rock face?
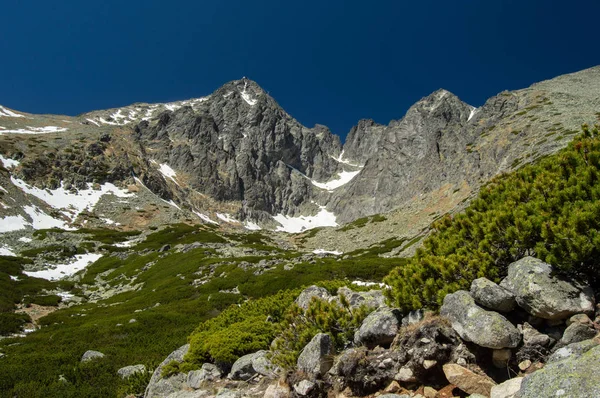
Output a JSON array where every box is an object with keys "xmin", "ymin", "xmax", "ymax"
[
  {"xmin": 518, "ymin": 345, "xmax": 600, "ymax": 397},
  {"xmin": 470, "ymin": 278, "xmax": 516, "ymax": 312},
  {"xmin": 297, "ymin": 333, "xmax": 334, "ymax": 377},
  {"xmin": 354, "ymin": 307, "xmax": 402, "ymax": 348},
  {"xmin": 145, "ymin": 344, "xmax": 190, "ymax": 398},
  {"xmin": 500, "ymin": 257, "xmax": 595, "ymax": 320},
  {"xmin": 440, "ymin": 291, "xmax": 521, "ymax": 349},
  {"xmin": 81, "ymin": 350, "xmax": 105, "ymax": 362}
]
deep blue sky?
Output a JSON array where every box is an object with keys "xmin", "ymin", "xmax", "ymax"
[{"xmin": 1, "ymin": 1, "xmax": 599, "ymax": 140}]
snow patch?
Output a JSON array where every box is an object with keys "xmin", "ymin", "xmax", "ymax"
[
  {"xmin": 240, "ymin": 82, "xmax": 257, "ymax": 106},
  {"xmin": 0, "ymin": 214, "xmax": 28, "ymax": 233},
  {"xmin": 332, "ymin": 150, "xmax": 363, "ymax": 167},
  {"xmin": 311, "ymin": 170, "xmax": 361, "ymax": 191},
  {"xmin": 352, "ymin": 281, "xmax": 387, "ymax": 288},
  {"xmin": 216, "ymin": 213, "xmax": 240, "ymax": 224},
  {"xmin": 193, "ymin": 211, "xmax": 219, "ymax": 225},
  {"xmin": 23, "ymin": 253, "xmax": 103, "ymax": 281},
  {"xmin": 313, "ymin": 249, "xmax": 342, "ymax": 255},
  {"xmin": 10, "ymin": 275, "xmax": 18, "ymax": 281},
  {"xmin": 86, "ymin": 118, "xmax": 100, "ymax": 126},
  {"xmin": 18, "ymin": 237, "xmax": 32, "ymax": 243},
  {"xmin": 244, "ymin": 221, "xmax": 261, "ymax": 231},
  {"xmin": 0, "ymin": 106, "xmax": 24, "ymax": 118},
  {"xmin": 11, "ymin": 177, "xmax": 133, "ymax": 221},
  {"xmin": 23, "ymin": 205, "xmax": 70, "ymax": 230},
  {"xmin": 0, "ymin": 245, "xmax": 16, "ymax": 256},
  {"xmin": 467, "ymin": 107, "xmax": 478, "ymax": 122},
  {"xmin": 0, "ymin": 154, "xmax": 19, "ymax": 169},
  {"xmin": 0, "ymin": 126, "xmax": 68, "ymax": 135},
  {"xmin": 157, "ymin": 163, "xmax": 179, "ymax": 185},
  {"xmin": 273, "ymin": 206, "xmax": 338, "ymax": 233}
]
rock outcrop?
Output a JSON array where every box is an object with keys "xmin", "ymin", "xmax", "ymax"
[
  {"xmin": 500, "ymin": 257, "xmax": 595, "ymax": 320},
  {"xmin": 354, "ymin": 307, "xmax": 402, "ymax": 348}
]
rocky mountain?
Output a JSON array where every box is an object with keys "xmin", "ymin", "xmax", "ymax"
[{"xmin": 1, "ymin": 67, "xmax": 599, "ymax": 238}]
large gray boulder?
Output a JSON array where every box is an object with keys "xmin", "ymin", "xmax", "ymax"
[
  {"xmin": 296, "ymin": 286, "xmax": 331, "ymax": 311},
  {"xmin": 145, "ymin": 344, "xmax": 190, "ymax": 398},
  {"xmin": 228, "ymin": 350, "xmax": 274, "ymax": 381},
  {"xmin": 187, "ymin": 363, "xmax": 222, "ymax": 389},
  {"xmin": 518, "ymin": 345, "xmax": 600, "ymax": 397},
  {"xmin": 336, "ymin": 287, "xmax": 386, "ymax": 310},
  {"xmin": 81, "ymin": 350, "xmax": 105, "ymax": 362},
  {"xmin": 559, "ymin": 321, "xmax": 598, "ymax": 346},
  {"xmin": 470, "ymin": 277, "xmax": 516, "ymax": 312},
  {"xmin": 547, "ymin": 338, "xmax": 600, "ymax": 364},
  {"xmin": 440, "ymin": 290, "xmax": 521, "ymax": 349},
  {"xmin": 500, "ymin": 257, "xmax": 595, "ymax": 320},
  {"xmin": 354, "ymin": 307, "xmax": 402, "ymax": 348},
  {"xmin": 118, "ymin": 364, "xmax": 146, "ymax": 379},
  {"xmin": 297, "ymin": 333, "xmax": 334, "ymax": 376}
]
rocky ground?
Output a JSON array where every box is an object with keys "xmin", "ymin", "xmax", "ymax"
[{"xmin": 121, "ymin": 257, "xmax": 600, "ymax": 398}]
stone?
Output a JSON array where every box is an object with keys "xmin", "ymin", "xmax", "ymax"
[
  {"xmin": 567, "ymin": 313, "xmax": 593, "ymax": 326},
  {"xmin": 296, "ymin": 286, "xmax": 331, "ymax": 310},
  {"xmin": 401, "ymin": 309, "xmax": 425, "ymax": 327},
  {"xmin": 166, "ymin": 391, "xmax": 210, "ymax": 398},
  {"xmin": 81, "ymin": 350, "xmax": 105, "ymax": 362},
  {"xmin": 440, "ymin": 290, "xmax": 521, "ymax": 349},
  {"xmin": 470, "ymin": 277, "xmax": 516, "ymax": 312},
  {"xmin": 520, "ymin": 322, "xmax": 552, "ymax": 347},
  {"xmin": 547, "ymin": 337, "xmax": 600, "ymax": 364},
  {"xmin": 297, "ymin": 333, "xmax": 334, "ymax": 376},
  {"xmin": 336, "ymin": 287, "xmax": 386, "ymax": 310},
  {"xmin": 118, "ymin": 364, "xmax": 146, "ymax": 379},
  {"xmin": 519, "ymin": 345, "xmax": 600, "ymax": 397},
  {"xmin": 442, "ymin": 364, "xmax": 496, "ymax": 396},
  {"xmin": 518, "ymin": 360, "xmax": 532, "ymax": 371},
  {"xmin": 492, "ymin": 349, "xmax": 511, "ymax": 368},
  {"xmin": 395, "ymin": 367, "xmax": 416, "ymax": 383},
  {"xmin": 354, "ymin": 307, "xmax": 402, "ymax": 348},
  {"xmin": 145, "ymin": 344, "xmax": 190, "ymax": 398},
  {"xmin": 187, "ymin": 363, "xmax": 222, "ymax": 388},
  {"xmin": 559, "ymin": 322, "xmax": 597, "ymax": 346},
  {"xmin": 383, "ymin": 380, "xmax": 401, "ymax": 393},
  {"xmin": 263, "ymin": 381, "xmax": 290, "ymax": 398},
  {"xmin": 423, "ymin": 386, "xmax": 437, "ymax": 398},
  {"xmin": 499, "ymin": 257, "xmax": 595, "ymax": 320},
  {"xmin": 293, "ymin": 380, "xmax": 315, "ymax": 396},
  {"xmin": 490, "ymin": 377, "xmax": 523, "ymax": 398},
  {"xmin": 422, "ymin": 359, "xmax": 437, "ymax": 370},
  {"xmin": 215, "ymin": 389, "xmax": 241, "ymax": 398},
  {"xmin": 228, "ymin": 350, "xmax": 273, "ymax": 381}
]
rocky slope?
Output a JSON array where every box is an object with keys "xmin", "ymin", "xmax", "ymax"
[{"xmin": 1, "ymin": 67, "xmax": 599, "ymax": 240}]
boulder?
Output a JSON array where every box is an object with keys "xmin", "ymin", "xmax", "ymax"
[
  {"xmin": 519, "ymin": 322, "xmax": 552, "ymax": 347},
  {"xmin": 118, "ymin": 364, "xmax": 146, "ymax": 379},
  {"xmin": 297, "ymin": 333, "xmax": 334, "ymax": 376},
  {"xmin": 228, "ymin": 350, "xmax": 274, "ymax": 381},
  {"xmin": 145, "ymin": 344, "xmax": 190, "ymax": 398},
  {"xmin": 354, "ymin": 307, "xmax": 402, "ymax": 348},
  {"xmin": 499, "ymin": 257, "xmax": 595, "ymax": 320},
  {"xmin": 547, "ymin": 337, "xmax": 600, "ymax": 364},
  {"xmin": 187, "ymin": 363, "xmax": 222, "ymax": 388},
  {"xmin": 81, "ymin": 350, "xmax": 105, "ymax": 362},
  {"xmin": 519, "ymin": 345, "xmax": 600, "ymax": 397},
  {"xmin": 490, "ymin": 377, "xmax": 522, "ymax": 398},
  {"xmin": 336, "ymin": 287, "xmax": 385, "ymax": 310},
  {"xmin": 559, "ymin": 322, "xmax": 597, "ymax": 346},
  {"xmin": 293, "ymin": 380, "xmax": 315, "ymax": 396},
  {"xmin": 401, "ymin": 309, "xmax": 424, "ymax": 327},
  {"xmin": 442, "ymin": 364, "xmax": 496, "ymax": 396},
  {"xmin": 470, "ymin": 277, "xmax": 516, "ymax": 312},
  {"xmin": 296, "ymin": 286, "xmax": 331, "ymax": 310},
  {"xmin": 440, "ymin": 290, "xmax": 521, "ymax": 349},
  {"xmin": 263, "ymin": 381, "xmax": 291, "ymax": 398},
  {"xmin": 567, "ymin": 313, "xmax": 593, "ymax": 326}
]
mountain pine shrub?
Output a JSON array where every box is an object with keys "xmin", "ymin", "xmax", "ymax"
[{"xmin": 384, "ymin": 125, "xmax": 600, "ymax": 312}]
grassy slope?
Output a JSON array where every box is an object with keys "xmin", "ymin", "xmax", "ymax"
[{"xmin": 0, "ymin": 224, "xmax": 406, "ymax": 397}]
